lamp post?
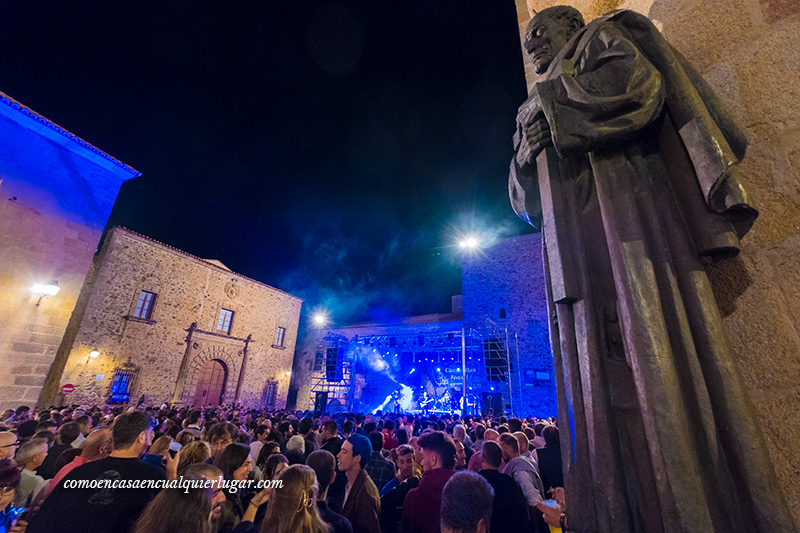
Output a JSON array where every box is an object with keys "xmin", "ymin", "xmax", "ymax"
[{"xmin": 457, "ymin": 234, "xmax": 481, "ymax": 416}]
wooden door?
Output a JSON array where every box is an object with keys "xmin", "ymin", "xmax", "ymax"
[{"xmin": 194, "ymin": 359, "xmax": 227, "ymax": 408}]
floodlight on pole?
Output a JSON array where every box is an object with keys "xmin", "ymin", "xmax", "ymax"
[
  {"xmin": 458, "ymin": 236, "xmax": 480, "ymax": 250},
  {"xmin": 312, "ymin": 312, "xmax": 329, "ymax": 328}
]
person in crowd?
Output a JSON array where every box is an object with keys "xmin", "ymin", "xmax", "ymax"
[
  {"xmin": 0, "ymin": 434, "xmax": 17, "ymax": 463},
  {"xmin": 535, "ymin": 426, "xmax": 563, "ymax": 495},
  {"xmin": 342, "ymin": 420, "xmax": 354, "ymax": 439},
  {"xmin": 41, "ymin": 429, "xmax": 112, "ymax": 499},
  {"xmin": 46, "ymin": 447, "xmax": 79, "ymax": 484},
  {"xmin": 365, "ymin": 432, "xmax": 395, "ymax": 494},
  {"xmin": 395, "ymin": 428, "xmax": 409, "ymax": 447},
  {"xmin": 382, "ymin": 421, "xmax": 398, "ymax": 450},
  {"xmin": 257, "ymin": 464, "xmax": 330, "ymax": 533},
  {"xmin": 471, "ymin": 425, "xmax": 486, "ymax": 454},
  {"xmin": 3, "ymin": 407, "xmax": 30, "ymax": 427},
  {"xmin": 35, "ymin": 422, "xmax": 80, "ymax": 479},
  {"xmin": 453, "ymin": 440, "xmax": 467, "ymax": 471},
  {"xmin": 148, "ymin": 435, "xmax": 173, "ymax": 457},
  {"xmin": 72, "ymin": 415, "xmax": 92, "ymax": 447},
  {"xmin": 177, "ymin": 441, "xmax": 212, "ymax": 476},
  {"xmin": 0, "ymin": 459, "xmax": 25, "ymax": 533},
  {"xmin": 380, "ymin": 445, "xmax": 420, "ymax": 533},
  {"xmin": 250, "ymin": 425, "xmax": 269, "ymax": 462},
  {"xmin": 215, "ymin": 443, "xmax": 259, "ymax": 533},
  {"xmin": 320, "ymin": 421, "xmax": 342, "ymax": 457},
  {"xmin": 298, "ymin": 418, "xmax": 317, "ymax": 458},
  {"xmin": 439, "ymin": 471, "xmax": 494, "ymax": 533},
  {"xmin": 498, "ymin": 433, "xmax": 545, "ymax": 525},
  {"xmin": 401, "ymin": 431, "xmax": 456, "ymax": 533},
  {"xmin": 175, "ymin": 429, "xmax": 196, "ymax": 447},
  {"xmin": 184, "ymin": 411, "xmax": 204, "ymax": 438},
  {"xmin": 286, "ymin": 435, "xmax": 308, "ymax": 464},
  {"xmin": 13, "ymin": 440, "xmax": 48, "ymax": 507},
  {"xmin": 306, "ymin": 450, "xmax": 353, "ymax": 533},
  {"xmin": 131, "ymin": 463, "xmax": 225, "ymax": 533},
  {"xmin": 263, "ymin": 454, "xmax": 288, "ymax": 482},
  {"xmin": 514, "ymin": 432, "xmax": 537, "ymax": 471},
  {"xmin": 28, "ymin": 411, "xmax": 178, "ymax": 533},
  {"xmin": 478, "ymin": 441, "xmax": 532, "ymax": 533},
  {"xmin": 452, "ymin": 425, "xmax": 472, "ymax": 454},
  {"xmin": 32, "ymin": 422, "xmax": 55, "ymax": 436},
  {"xmin": 508, "ymin": 418, "xmax": 523, "ymax": 434},
  {"xmin": 468, "ymin": 429, "xmax": 499, "ymax": 473},
  {"xmin": 255, "ymin": 442, "xmax": 280, "ymax": 472},
  {"xmin": 531, "ymin": 424, "xmax": 546, "ymax": 449},
  {"xmin": 337, "ymin": 434, "xmax": 380, "ymax": 533},
  {"xmin": 207, "ymin": 422, "xmax": 238, "ymax": 459}
]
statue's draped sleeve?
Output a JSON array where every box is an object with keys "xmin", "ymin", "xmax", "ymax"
[{"xmin": 533, "ymin": 23, "xmax": 665, "ymax": 159}]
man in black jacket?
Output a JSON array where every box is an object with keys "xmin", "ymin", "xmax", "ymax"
[
  {"xmin": 307, "ymin": 450, "xmax": 353, "ymax": 533},
  {"xmin": 478, "ymin": 441, "xmax": 533, "ymax": 533}
]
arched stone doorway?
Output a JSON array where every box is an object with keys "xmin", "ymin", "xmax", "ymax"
[{"xmin": 193, "ymin": 358, "xmax": 228, "ymax": 408}]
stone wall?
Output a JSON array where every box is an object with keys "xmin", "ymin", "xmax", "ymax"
[
  {"xmin": 40, "ymin": 227, "xmax": 301, "ymax": 409},
  {"xmin": 514, "ymin": 0, "xmax": 800, "ymax": 520},
  {"xmin": 0, "ymin": 92, "xmax": 138, "ymax": 410},
  {"xmin": 462, "ymin": 233, "xmax": 555, "ymax": 416}
]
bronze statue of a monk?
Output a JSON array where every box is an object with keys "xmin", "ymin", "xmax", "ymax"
[{"xmin": 509, "ymin": 6, "xmax": 797, "ymax": 532}]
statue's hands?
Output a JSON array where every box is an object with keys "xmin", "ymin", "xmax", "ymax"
[{"xmin": 516, "ymin": 113, "xmax": 552, "ymax": 167}]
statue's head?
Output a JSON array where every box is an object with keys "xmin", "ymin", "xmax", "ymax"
[{"xmin": 524, "ymin": 6, "xmax": 585, "ymax": 74}]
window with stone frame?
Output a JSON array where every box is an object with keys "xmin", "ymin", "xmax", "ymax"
[
  {"xmin": 133, "ymin": 290, "xmax": 157, "ymax": 319},
  {"xmin": 261, "ymin": 380, "xmax": 278, "ymax": 408},
  {"xmin": 275, "ymin": 326, "xmax": 286, "ymax": 347},
  {"xmin": 216, "ymin": 308, "xmax": 234, "ymax": 334}
]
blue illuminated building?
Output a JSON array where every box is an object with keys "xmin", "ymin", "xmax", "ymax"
[{"xmin": 0, "ymin": 91, "xmax": 140, "ymax": 409}]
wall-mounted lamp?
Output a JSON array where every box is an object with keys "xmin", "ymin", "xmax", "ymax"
[
  {"xmin": 284, "ymin": 371, "xmax": 291, "ymax": 377},
  {"xmin": 89, "ymin": 350, "xmax": 100, "ymax": 359},
  {"xmin": 31, "ymin": 281, "xmax": 60, "ymax": 306}
]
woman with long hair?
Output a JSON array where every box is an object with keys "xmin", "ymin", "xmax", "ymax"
[
  {"xmin": 255, "ymin": 442, "xmax": 280, "ymax": 472},
  {"xmin": 177, "ymin": 441, "xmax": 212, "ymax": 476},
  {"xmin": 259, "ymin": 465, "xmax": 331, "ymax": 533},
  {"xmin": 262, "ymin": 453, "xmax": 288, "ymax": 481},
  {"xmin": 149, "ymin": 435, "xmax": 173, "ymax": 457},
  {"xmin": 131, "ymin": 463, "xmax": 224, "ymax": 533},
  {"xmin": 215, "ymin": 443, "xmax": 254, "ymax": 533}
]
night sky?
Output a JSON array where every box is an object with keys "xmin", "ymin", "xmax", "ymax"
[{"xmin": 0, "ymin": 1, "xmax": 533, "ymax": 324}]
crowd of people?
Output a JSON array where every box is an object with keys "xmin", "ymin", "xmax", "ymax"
[{"xmin": 0, "ymin": 403, "xmax": 566, "ymax": 533}]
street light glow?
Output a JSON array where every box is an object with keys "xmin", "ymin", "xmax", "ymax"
[
  {"xmin": 313, "ymin": 312, "xmax": 329, "ymax": 327},
  {"xmin": 459, "ymin": 236, "xmax": 480, "ymax": 250}
]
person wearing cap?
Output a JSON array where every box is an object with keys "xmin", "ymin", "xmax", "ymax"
[{"xmin": 337, "ymin": 433, "xmax": 380, "ymax": 533}]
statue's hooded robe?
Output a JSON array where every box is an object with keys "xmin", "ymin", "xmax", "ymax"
[{"xmin": 509, "ymin": 10, "xmax": 795, "ymax": 533}]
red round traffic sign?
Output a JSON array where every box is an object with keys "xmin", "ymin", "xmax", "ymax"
[{"xmin": 62, "ymin": 384, "xmax": 74, "ymax": 394}]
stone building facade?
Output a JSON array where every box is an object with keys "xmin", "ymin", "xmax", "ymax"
[
  {"xmin": 295, "ymin": 233, "xmax": 555, "ymax": 416},
  {"xmin": 0, "ymin": 91, "xmax": 139, "ymax": 410},
  {"xmin": 462, "ymin": 233, "xmax": 554, "ymax": 416},
  {"xmin": 40, "ymin": 227, "xmax": 302, "ymax": 410},
  {"xmin": 513, "ymin": 0, "xmax": 800, "ymax": 520}
]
